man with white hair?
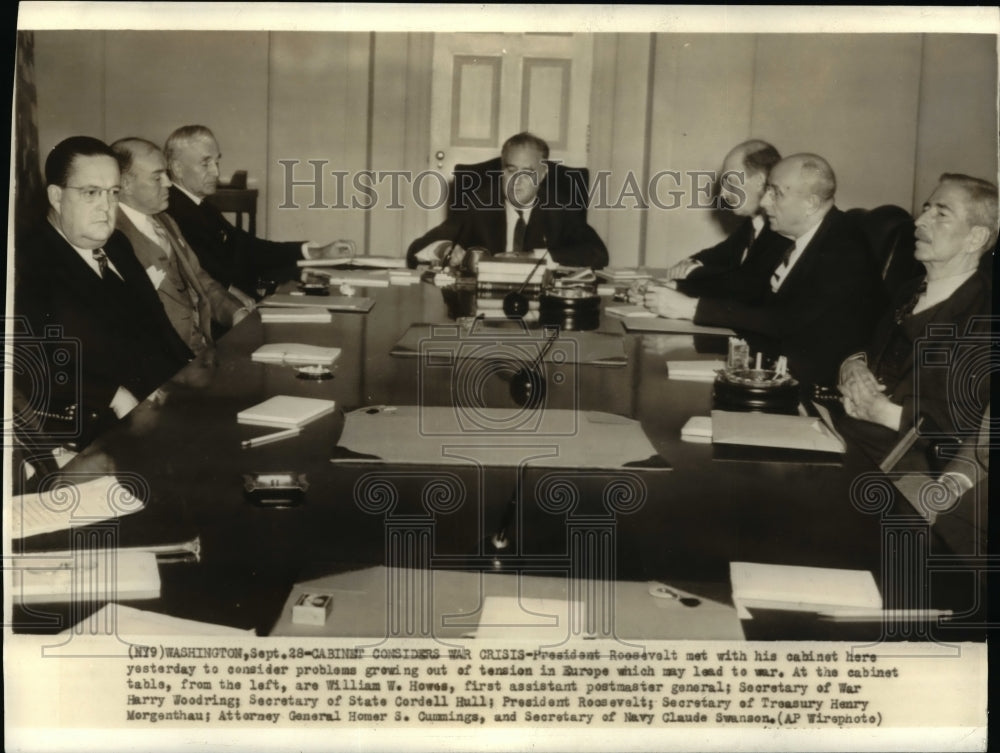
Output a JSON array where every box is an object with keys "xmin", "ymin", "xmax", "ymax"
[
  {"xmin": 164, "ymin": 124, "xmax": 352, "ymax": 298},
  {"xmin": 837, "ymin": 173, "xmax": 995, "ymax": 472}
]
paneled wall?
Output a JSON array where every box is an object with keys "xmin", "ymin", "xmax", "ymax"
[
  {"xmin": 31, "ymin": 31, "xmax": 998, "ymax": 266},
  {"xmin": 587, "ymin": 32, "xmax": 997, "ymax": 267}
]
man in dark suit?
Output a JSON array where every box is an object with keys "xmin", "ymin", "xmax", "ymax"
[
  {"xmin": 164, "ymin": 125, "xmax": 352, "ymax": 299},
  {"xmin": 15, "ymin": 136, "xmax": 193, "ymax": 449},
  {"xmin": 665, "ymin": 139, "xmax": 790, "ymax": 301},
  {"xmin": 406, "ymin": 132, "xmax": 608, "ymax": 269},
  {"xmin": 837, "ymin": 173, "xmax": 995, "ymax": 473},
  {"xmin": 643, "ymin": 153, "xmax": 884, "ymax": 386},
  {"xmin": 112, "ymin": 138, "xmax": 248, "ymax": 355}
]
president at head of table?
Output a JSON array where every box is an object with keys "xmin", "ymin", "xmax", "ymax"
[{"xmin": 406, "ymin": 131, "xmax": 609, "ymax": 271}]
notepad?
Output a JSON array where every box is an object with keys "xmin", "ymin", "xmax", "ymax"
[
  {"xmin": 711, "ymin": 408, "xmax": 845, "ymax": 453},
  {"xmin": 474, "ymin": 596, "xmax": 588, "ymax": 640},
  {"xmin": 260, "ymin": 306, "xmax": 332, "ymax": 323},
  {"xmin": 12, "ymin": 550, "xmax": 160, "ymax": 604},
  {"xmin": 668, "ymin": 359, "xmax": 725, "ymax": 381},
  {"xmin": 306, "ymin": 269, "xmax": 391, "ymax": 287},
  {"xmin": 680, "ymin": 416, "xmax": 713, "ymax": 443},
  {"xmin": 237, "ymin": 395, "xmax": 337, "ymax": 428},
  {"xmin": 251, "ymin": 343, "xmax": 342, "ymax": 367},
  {"xmin": 388, "ymin": 269, "xmax": 423, "ymax": 285},
  {"xmin": 596, "ymin": 268, "xmax": 653, "ymax": 283},
  {"xmin": 61, "ymin": 604, "xmax": 255, "ymax": 636},
  {"xmin": 10, "ymin": 475, "xmax": 145, "ymax": 539},
  {"xmin": 730, "ymin": 561, "xmax": 882, "ymax": 619},
  {"xmin": 261, "ymin": 294, "xmax": 375, "ymax": 313}
]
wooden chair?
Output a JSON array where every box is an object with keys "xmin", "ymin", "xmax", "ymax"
[{"xmin": 207, "ymin": 170, "xmax": 258, "ymax": 237}]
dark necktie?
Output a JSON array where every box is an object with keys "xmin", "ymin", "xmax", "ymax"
[
  {"xmin": 893, "ymin": 279, "xmax": 928, "ymax": 324},
  {"xmin": 200, "ymin": 200, "xmax": 230, "ymax": 243},
  {"xmin": 92, "ymin": 248, "xmax": 109, "ymax": 278},
  {"xmin": 770, "ymin": 240, "xmax": 796, "ymax": 291},
  {"xmin": 513, "ymin": 209, "xmax": 526, "ymax": 254}
]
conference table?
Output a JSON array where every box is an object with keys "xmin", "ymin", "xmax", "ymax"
[{"xmin": 13, "ymin": 274, "xmax": 983, "ymax": 641}]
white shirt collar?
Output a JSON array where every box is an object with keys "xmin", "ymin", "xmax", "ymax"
[
  {"xmin": 50, "ymin": 219, "xmax": 123, "ymax": 279},
  {"xmin": 174, "ymin": 183, "xmax": 203, "ymax": 206},
  {"xmin": 750, "ymin": 213, "xmax": 766, "ymax": 237},
  {"xmin": 769, "ymin": 213, "xmax": 825, "ymax": 292},
  {"xmin": 119, "ymin": 203, "xmax": 162, "ymax": 245}
]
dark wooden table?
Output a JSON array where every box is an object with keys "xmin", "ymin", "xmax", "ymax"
[{"xmin": 14, "ymin": 279, "xmax": 981, "ymax": 640}]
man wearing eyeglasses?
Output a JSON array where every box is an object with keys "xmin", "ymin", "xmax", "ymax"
[
  {"xmin": 641, "ymin": 154, "xmax": 884, "ymax": 386},
  {"xmin": 15, "ymin": 136, "xmax": 193, "ymax": 449},
  {"xmin": 661, "ymin": 139, "xmax": 791, "ymax": 301}
]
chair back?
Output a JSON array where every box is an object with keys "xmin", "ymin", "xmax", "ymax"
[
  {"xmin": 846, "ymin": 204, "xmax": 922, "ymax": 299},
  {"xmin": 207, "ymin": 171, "xmax": 258, "ymax": 236}
]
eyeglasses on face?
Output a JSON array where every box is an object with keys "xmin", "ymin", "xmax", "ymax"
[{"xmin": 63, "ymin": 185, "xmax": 122, "ymax": 203}]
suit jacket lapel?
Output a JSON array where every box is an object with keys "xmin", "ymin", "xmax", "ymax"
[
  {"xmin": 776, "ymin": 207, "xmax": 840, "ymax": 294},
  {"xmin": 41, "ymin": 222, "xmax": 120, "ymax": 313},
  {"xmin": 115, "ymin": 211, "xmax": 192, "ymax": 308}
]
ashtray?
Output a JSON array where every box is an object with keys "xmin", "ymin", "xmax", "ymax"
[
  {"xmin": 243, "ymin": 472, "xmax": 309, "ymax": 507},
  {"xmin": 295, "ymin": 364, "xmax": 334, "ymax": 380},
  {"xmin": 714, "ymin": 368, "xmax": 800, "ymax": 414}
]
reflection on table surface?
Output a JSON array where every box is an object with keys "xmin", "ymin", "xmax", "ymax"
[{"xmin": 13, "ymin": 279, "xmax": 982, "ymax": 641}]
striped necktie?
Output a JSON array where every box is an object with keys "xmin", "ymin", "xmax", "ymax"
[
  {"xmin": 150, "ymin": 217, "xmax": 173, "ymax": 256},
  {"xmin": 92, "ymin": 248, "xmax": 109, "ymax": 278}
]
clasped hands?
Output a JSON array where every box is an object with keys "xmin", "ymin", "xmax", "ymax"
[
  {"xmin": 306, "ymin": 239, "xmax": 357, "ymax": 259},
  {"xmin": 837, "ymin": 358, "xmax": 903, "ymax": 431}
]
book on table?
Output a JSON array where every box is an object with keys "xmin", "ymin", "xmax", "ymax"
[{"xmin": 237, "ymin": 395, "xmax": 337, "ymax": 429}]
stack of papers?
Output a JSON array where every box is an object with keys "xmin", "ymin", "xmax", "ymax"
[
  {"xmin": 298, "ymin": 255, "xmax": 407, "ymax": 269},
  {"xmin": 388, "ymin": 268, "xmax": 423, "ymax": 286},
  {"xmin": 238, "ymin": 395, "xmax": 337, "ymax": 429},
  {"xmin": 596, "ymin": 268, "xmax": 653, "ymax": 283},
  {"xmin": 62, "ymin": 604, "xmax": 255, "ymax": 636},
  {"xmin": 680, "ymin": 416, "xmax": 713, "ymax": 443},
  {"xmin": 261, "ymin": 294, "xmax": 375, "ymax": 313},
  {"xmin": 668, "ymin": 359, "xmax": 725, "ymax": 382},
  {"xmin": 10, "ymin": 475, "xmax": 144, "ymax": 539},
  {"xmin": 12, "ymin": 550, "xmax": 160, "ymax": 604},
  {"xmin": 251, "ymin": 343, "xmax": 342, "ymax": 367},
  {"xmin": 711, "ymin": 407, "xmax": 845, "ymax": 453},
  {"xmin": 260, "ymin": 306, "xmax": 332, "ymax": 323},
  {"xmin": 730, "ymin": 561, "xmax": 882, "ymax": 619},
  {"xmin": 306, "ymin": 269, "xmax": 391, "ymax": 288},
  {"xmin": 473, "ymin": 596, "xmax": 589, "ymax": 640},
  {"xmin": 477, "ymin": 257, "xmax": 547, "ymax": 285}
]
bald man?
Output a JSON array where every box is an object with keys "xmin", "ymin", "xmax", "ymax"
[
  {"xmin": 664, "ymin": 139, "xmax": 790, "ymax": 301},
  {"xmin": 644, "ymin": 153, "xmax": 884, "ymax": 386}
]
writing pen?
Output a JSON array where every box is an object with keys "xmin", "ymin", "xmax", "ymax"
[
  {"xmin": 241, "ymin": 427, "xmax": 301, "ymax": 449},
  {"xmin": 818, "ymin": 608, "xmax": 953, "ymax": 622}
]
